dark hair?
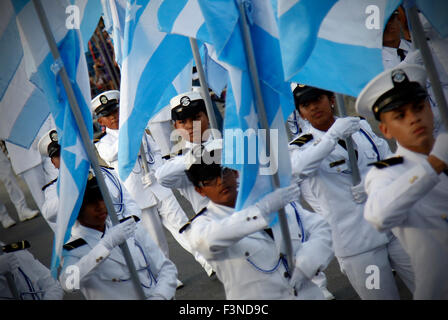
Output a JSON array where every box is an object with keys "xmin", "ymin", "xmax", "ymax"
[{"xmin": 186, "ymin": 163, "xmax": 222, "ymax": 187}]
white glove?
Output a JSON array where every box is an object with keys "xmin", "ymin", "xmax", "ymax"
[
  {"xmin": 141, "ymin": 172, "xmax": 154, "ymax": 188},
  {"xmin": 430, "ymin": 133, "xmax": 448, "ymax": 166},
  {"xmin": 351, "ymin": 182, "xmax": 367, "ymax": 204},
  {"xmin": 289, "ymin": 266, "xmax": 307, "ymax": 292},
  {"xmin": 326, "ymin": 117, "xmax": 360, "ymax": 142},
  {"xmin": 0, "ymin": 253, "xmax": 20, "ymax": 274},
  {"xmin": 184, "ymin": 144, "xmax": 203, "ymax": 170},
  {"xmin": 255, "ymin": 184, "xmax": 300, "ymax": 218},
  {"xmin": 100, "ymin": 218, "xmax": 137, "ymax": 251}
]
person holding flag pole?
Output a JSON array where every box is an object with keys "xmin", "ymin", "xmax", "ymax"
[{"xmin": 28, "ymin": 0, "xmax": 146, "ymax": 299}]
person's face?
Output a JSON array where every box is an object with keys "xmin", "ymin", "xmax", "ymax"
[
  {"xmin": 379, "ymin": 99, "xmax": 434, "ymax": 154},
  {"xmin": 298, "ymin": 94, "xmax": 335, "ymax": 131},
  {"xmin": 51, "ymin": 156, "xmax": 60, "ymax": 169},
  {"xmin": 98, "ymin": 109, "xmax": 119, "ymax": 130},
  {"xmin": 195, "ymin": 168, "xmax": 239, "ymax": 208},
  {"xmin": 78, "ymin": 198, "xmax": 108, "ymax": 232},
  {"xmin": 383, "ymin": 14, "xmax": 401, "ymax": 47},
  {"xmin": 174, "ymin": 111, "xmax": 209, "ymax": 143}
]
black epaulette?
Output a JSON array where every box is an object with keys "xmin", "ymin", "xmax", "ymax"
[
  {"xmin": 179, "ymin": 207, "xmax": 207, "ymax": 234},
  {"xmin": 368, "ymin": 156, "xmax": 404, "ymax": 169},
  {"xmin": 163, "ymin": 149, "xmax": 184, "ymax": 160},
  {"xmin": 42, "ymin": 178, "xmax": 58, "ymax": 191},
  {"xmin": 289, "ymin": 134, "xmax": 313, "ymax": 147},
  {"xmin": 93, "ymin": 131, "xmax": 107, "ymax": 143},
  {"xmin": 63, "ymin": 238, "xmax": 87, "ymax": 251},
  {"xmin": 100, "ymin": 165, "xmax": 115, "ymax": 170}
]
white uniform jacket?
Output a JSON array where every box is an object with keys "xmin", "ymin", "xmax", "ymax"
[
  {"xmin": 96, "ymin": 128, "xmax": 171, "ymax": 209},
  {"xmin": 184, "ymin": 201, "xmax": 333, "ymax": 300},
  {"xmin": 41, "ymin": 167, "xmax": 141, "ymax": 232},
  {"xmin": 364, "ymin": 143, "xmax": 448, "ymax": 299},
  {"xmin": 289, "ymin": 119, "xmax": 392, "ymax": 258},
  {"xmin": 155, "ymin": 139, "xmax": 211, "ymax": 214},
  {"xmin": 0, "ymin": 250, "xmax": 63, "ymax": 300},
  {"xmin": 60, "ymin": 221, "xmax": 177, "ymax": 300}
]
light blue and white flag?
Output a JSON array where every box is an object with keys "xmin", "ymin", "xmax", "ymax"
[
  {"xmin": 118, "ymin": 0, "xmax": 193, "ymax": 181},
  {"xmin": 0, "ymin": 0, "xmax": 50, "ymax": 148},
  {"xmin": 14, "ymin": 0, "xmax": 93, "ymax": 275},
  {"xmin": 158, "ymin": 0, "xmax": 294, "ymax": 211},
  {"xmin": 0, "ymin": 0, "xmax": 100, "ymax": 149},
  {"xmin": 276, "ymin": 0, "xmax": 400, "ymax": 97},
  {"xmin": 415, "ymin": 0, "xmax": 448, "ymax": 38}
]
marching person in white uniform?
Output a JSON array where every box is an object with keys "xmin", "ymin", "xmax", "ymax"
[
  {"xmin": 0, "ymin": 241, "xmax": 63, "ymax": 300},
  {"xmin": 180, "ymin": 140, "xmax": 333, "ymax": 299},
  {"xmin": 289, "ymin": 85, "xmax": 415, "ymax": 299},
  {"xmin": 59, "ymin": 176, "xmax": 177, "ymax": 300},
  {"xmin": 356, "ymin": 64, "xmax": 448, "ymax": 299},
  {"xmin": 93, "ymin": 90, "xmax": 210, "ymax": 284},
  {"xmin": 0, "ymin": 144, "xmax": 39, "ymax": 228},
  {"xmin": 38, "ymin": 129, "xmax": 141, "ymax": 232}
]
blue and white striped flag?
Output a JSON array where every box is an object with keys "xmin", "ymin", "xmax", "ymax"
[
  {"xmin": 117, "ymin": 0, "xmax": 193, "ymax": 181},
  {"xmin": 158, "ymin": 0, "xmax": 294, "ymax": 210},
  {"xmin": 0, "ymin": 0, "xmax": 101, "ymax": 149},
  {"xmin": 414, "ymin": 0, "xmax": 448, "ymax": 38},
  {"xmin": 14, "ymin": 0, "xmax": 93, "ymax": 275},
  {"xmin": 276, "ymin": 0, "xmax": 400, "ymax": 97}
]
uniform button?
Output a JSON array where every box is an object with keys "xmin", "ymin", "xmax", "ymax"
[
  {"xmin": 442, "ymin": 214, "xmax": 447, "ymax": 221},
  {"xmin": 96, "ymin": 256, "xmax": 103, "ymax": 263},
  {"xmin": 409, "ymin": 176, "xmax": 418, "ymax": 184},
  {"xmin": 252, "ymin": 216, "xmax": 257, "ymax": 220},
  {"xmin": 284, "ymin": 272, "xmax": 289, "ymax": 278},
  {"xmin": 298, "ymin": 234, "xmax": 302, "ymax": 238},
  {"xmin": 246, "ymin": 217, "xmax": 251, "ymax": 221},
  {"xmin": 112, "ymin": 278, "xmax": 117, "ymax": 282},
  {"xmin": 245, "ymin": 252, "xmax": 250, "ymax": 257}
]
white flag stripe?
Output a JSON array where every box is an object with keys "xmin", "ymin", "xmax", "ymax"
[
  {"xmin": 171, "ymin": 0, "xmax": 204, "ymax": 38},
  {"xmin": 277, "ymin": 0, "xmax": 299, "ymax": 17}
]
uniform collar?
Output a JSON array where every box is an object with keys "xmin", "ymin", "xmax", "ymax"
[
  {"xmin": 105, "ymin": 127, "xmax": 119, "ymax": 138},
  {"xmin": 206, "ymin": 201, "xmax": 236, "ymax": 219},
  {"xmin": 71, "ymin": 220, "xmax": 106, "ymax": 245},
  {"xmin": 395, "ymin": 143, "xmax": 428, "ymax": 163}
]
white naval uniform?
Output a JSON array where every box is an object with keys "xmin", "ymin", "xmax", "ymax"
[
  {"xmin": 0, "ymin": 148, "xmax": 36, "ymax": 221},
  {"xmin": 59, "ymin": 221, "xmax": 177, "ymax": 300},
  {"xmin": 289, "ymin": 119, "xmax": 415, "ymax": 299},
  {"xmin": 364, "ymin": 143, "xmax": 448, "ymax": 299},
  {"xmin": 155, "ymin": 139, "xmax": 212, "ymax": 214},
  {"xmin": 41, "ymin": 166, "xmax": 141, "ymax": 233},
  {"xmin": 287, "ymin": 110, "xmax": 310, "ymax": 141},
  {"xmin": 382, "ymin": 39, "xmax": 414, "ymax": 70},
  {"xmin": 183, "ymin": 200, "xmax": 333, "ymax": 300},
  {"xmin": 96, "ymin": 128, "xmax": 192, "ymax": 259},
  {"xmin": 0, "ymin": 250, "xmax": 63, "ymax": 300}
]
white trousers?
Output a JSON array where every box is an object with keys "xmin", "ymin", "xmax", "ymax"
[
  {"xmin": 0, "ymin": 151, "xmax": 29, "ymax": 218},
  {"xmin": 338, "ymin": 235, "xmax": 414, "ymax": 300}
]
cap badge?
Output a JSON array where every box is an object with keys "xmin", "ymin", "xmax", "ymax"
[
  {"xmin": 49, "ymin": 130, "xmax": 58, "ymax": 142},
  {"xmin": 88, "ymin": 172, "xmax": 94, "ymax": 181},
  {"xmin": 392, "ymin": 69, "xmax": 406, "ymax": 84},
  {"xmin": 180, "ymin": 96, "xmax": 191, "ymax": 106},
  {"xmin": 298, "ymin": 84, "xmax": 306, "ymax": 88},
  {"xmin": 100, "ymin": 95, "xmax": 108, "ymax": 105}
]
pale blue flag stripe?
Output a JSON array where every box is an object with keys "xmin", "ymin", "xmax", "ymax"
[
  {"xmin": 15, "ymin": 0, "xmax": 93, "ymax": 275},
  {"xmin": 118, "ymin": 0, "xmax": 193, "ymax": 181},
  {"xmin": 416, "ymin": 0, "xmax": 448, "ymax": 38},
  {"xmin": 276, "ymin": 0, "xmax": 400, "ymax": 97}
]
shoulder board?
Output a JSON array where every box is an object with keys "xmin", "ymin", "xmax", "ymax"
[
  {"xmin": 162, "ymin": 149, "xmax": 183, "ymax": 160},
  {"xmin": 93, "ymin": 131, "xmax": 107, "ymax": 143},
  {"xmin": 368, "ymin": 156, "xmax": 404, "ymax": 169},
  {"xmin": 100, "ymin": 165, "xmax": 114, "ymax": 170},
  {"xmin": 289, "ymin": 134, "xmax": 313, "ymax": 147},
  {"xmin": 42, "ymin": 178, "xmax": 58, "ymax": 191},
  {"xmin": 179, "ymin": 207, "xmax": 207, "ymax": 234},
  {"xmin": 63, "ymin": 238, "xmax": 87, "ymax": 251}
]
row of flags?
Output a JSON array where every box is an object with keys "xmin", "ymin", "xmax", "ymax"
[{"xmin": 1, "ymin": 0, "xmax": 446, "ymax": 276}]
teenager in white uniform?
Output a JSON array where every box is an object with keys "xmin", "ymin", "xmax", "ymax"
[
  {"xmin": 356, "ymin": 64, "xmax": 448, "ymax": 299},
  {"xmin": 181, "ymin": 140, "xmax": 333, "ymax": 299},
  {"xmin": 289, "ymin": 85, "xmax": 415, "ymax": 299},
  {"xmin": 59, "ymin": 176, "xmax": 177, "ymax": 300}
]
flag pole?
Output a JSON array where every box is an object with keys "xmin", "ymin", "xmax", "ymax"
[
  {"xmin": 189, "ymin": 38, "xmax": 220, "ymax": 139},
  {"xmin": 32, "ymin": 0, "xmax": 146, "ymax": 300},
  {"xmin": 334, "ymin": 94, "xmax": 361, "ymax": 186},
  {"xmin": 237, "ymin": 0, "xmax": 295, "ymax": 275},
  {"xmin": 405, "ymin": 4, "xmax": 448, "ymax": 130}
]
